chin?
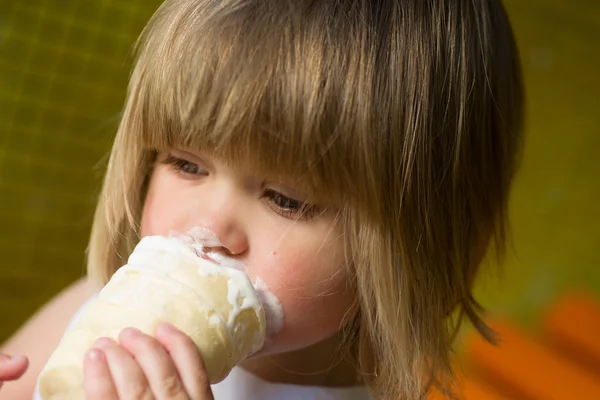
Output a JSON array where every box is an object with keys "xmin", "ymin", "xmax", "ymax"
[{"xmin": 251, "ymin": 325, "xmax": 342, "ymax": 359}]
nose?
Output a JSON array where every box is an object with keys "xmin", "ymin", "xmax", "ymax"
[{"xmin": 190, "ymin": 184, "xmax": 249, "ymax": 256}]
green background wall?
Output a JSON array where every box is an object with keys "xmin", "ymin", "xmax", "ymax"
[{"xmin": 1, "ymin": 0, "xmax": 599, "ymax": 342}]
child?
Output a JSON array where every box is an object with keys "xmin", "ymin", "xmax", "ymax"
[{"xmin": 0, "ymin": 0, "xmax": 523, "ymax": 398}]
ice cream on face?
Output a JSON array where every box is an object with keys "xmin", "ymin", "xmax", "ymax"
[
  {"xmin": 37, "ymin": 233, "xmax": 270, "ymax": 400},
  {"xmin": 174, "ymin": 227, "xmax": 285, "ymax": 339},
  {"xmin": 254, "ymin": 276, "xmax": 284, "ymax": 337},
  {"xmin": 174, "ymin": 227, "xmax": 248, "ymax": 270}
]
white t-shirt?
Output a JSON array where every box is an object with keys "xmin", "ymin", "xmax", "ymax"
[{"xmin": 34, "ymin": 296, "xmax": 372, "ymax": 400}]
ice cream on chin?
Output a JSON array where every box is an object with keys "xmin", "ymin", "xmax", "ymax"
[{"xmin": 37, "ymin": 232, "xmax": 281, "ymax": 400}]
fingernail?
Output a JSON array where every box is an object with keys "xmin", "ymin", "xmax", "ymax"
[
  {"xmin": 10, "ymin": 355, "xmax": 27, "ymax": 363},
  {"xmin": 94, "ymin": 337, "xmax": 116, "ymax": 349},
  {"xmin": 87, "ymin": 349, "xmax": 105, "ymax": 362}
]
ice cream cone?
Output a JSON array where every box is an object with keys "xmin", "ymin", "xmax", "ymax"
[{"xmin": 37, "ymin": 236, "xmax": 266, "ymax": 400}]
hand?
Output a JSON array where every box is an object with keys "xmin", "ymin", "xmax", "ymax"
[
  {"xmin": 0, "ymin": 353, "xmax": 29, "ymax": 391},
  {"xmin": 83, "ymin": 323, "xmax": 214, "ymax": 400}
]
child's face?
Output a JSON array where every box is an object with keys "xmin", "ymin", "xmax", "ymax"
[{"xmin": 140, "ymin": 149, "xmax": 354, "ymax": 356}]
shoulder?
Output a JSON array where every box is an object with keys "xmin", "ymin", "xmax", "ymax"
[{"xmin": 0, "ymin": 278, "xmax": 96, "ymax": 399}]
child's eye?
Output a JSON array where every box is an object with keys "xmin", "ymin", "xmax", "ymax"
[
  {"xmin": 162, "ymin": 155, "xmax": 207, "ymax": 176},
  {"xmin": 261, "ymin": 189, "xmax": 319, "ymax": 220}
]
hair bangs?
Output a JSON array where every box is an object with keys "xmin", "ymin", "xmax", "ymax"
[{"xmin": 126, "ymin": 0, "xmax": 380, "ymax": 211}]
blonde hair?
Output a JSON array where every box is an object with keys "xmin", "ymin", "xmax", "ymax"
[{"xmin": 87, "ymin": 0, "xmax": 523, "ymax": 398}]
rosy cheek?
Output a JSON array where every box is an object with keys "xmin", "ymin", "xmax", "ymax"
[
  {"xmin": 260, "ymin": 261, "xmax": 327, "ymax": 314},
  {"xmin": 264, "ymin": 257, "xmax": 306, "ymax": 291}
]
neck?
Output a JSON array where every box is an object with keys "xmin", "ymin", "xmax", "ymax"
[{"xmin": 240, "ymin": 332, "xmax": 360, "ymax": 387}]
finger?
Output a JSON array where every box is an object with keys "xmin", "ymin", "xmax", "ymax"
[
  {"xmin": 119, "ymin": 327, "xmax": 189, "ymax": 400},
  {"xmin": 155, "ymin": 323, "xmax": 214, "ymax": 400},
  {"xmin": 0, "ymin": 354, "xmax": 29, "ymax": 381},
  {"xmin": 95, "ymin": 337, "xmax": 155, "ymax": 400},
  {"xmin": 83, "ymin": 349, "xmax": 119, "ymax": 400}
]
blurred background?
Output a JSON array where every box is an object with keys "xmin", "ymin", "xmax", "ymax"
[
  {"xmin": 0, "ymin": 0, "xmax": 159, "ymax": 339},
  {"xmin": 0, "ymin": 0, "xmax": 599, "ymax": 396}
]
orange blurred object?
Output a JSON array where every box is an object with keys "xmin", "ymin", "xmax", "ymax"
[
  {"xmin": 465, "ymin": 318, "xmax": 600, "ymax": 400},
  {"xmin": 428, "ymin": 376, "xmax": 508, "ymax": 400},
  {"xmin": 543, "ymin": 292, "xmax": 600, "ymax": 375}
]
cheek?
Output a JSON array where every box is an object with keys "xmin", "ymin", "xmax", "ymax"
[
  {"xmin": 140, "ymin": 169, "xmax": 184, "ymax": 237},
  {"xmin": 251, "ymin": 238, "xmax": 355, "ymax": 353},
  {"xmin": 140, "ymin": 186, "xmax": 168, "ymax": 237}
]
